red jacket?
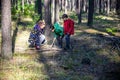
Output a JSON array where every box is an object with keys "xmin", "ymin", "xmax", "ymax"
[{"xmin": 63, "ymin": 18, "xmax": 74, "ymax": 35}]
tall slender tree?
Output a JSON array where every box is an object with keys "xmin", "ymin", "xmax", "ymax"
[
  {"xmin": 0, "ymin": 0, "xmax": 1, "ymax": 13},
  {"xmin": 107, "ymin": 0, "xmax": 110, "ymax": 15},
  {"xmin": 36, "ymin": 0, "xmax": 43, "ymax": 20},
  {"xmin": 79, "ymin": 0, "xmax": 83, "ymax": 24},
  {"xmin": 51, "ymin": 0, "xmax": 55, "ymax": 24},
  {"xmin": 22, "ymin": 0, "xmax": 24, "ymax": 12},
  {"xmin": 116, "ymin": 0, "xmax": 120, "ymax": 15},
  {"xmin": 87, "ymin": 0, "xmax": 94, "ymax": 27},
  {"xmin": 44, "ymin": 0, "xmax": 51, "ymax": 38},
  {"xmin": 64, "ymin": 0, "xmax": 67, "ymax": 13},
  {"xmin": 55, "ymin": 0, "xmax": 59, "ymax": 22},
  {"xmin": 44, "ymin": 0, "xmax": 51, "ymax": 25},
  {"xmin": 99, "ymin": 0, "xmax": 102, "ymax": 14},
  {"xmin": 1, "ymin": 0, "xmax": 12, "ymax": 59}
]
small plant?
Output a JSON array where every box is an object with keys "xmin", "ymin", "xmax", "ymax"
[
  {"xmin": 106, "ymin": 27, "xmax": 117, "ymax": 35},
  {"xmin": 69, "ymin": 13, "xmax": 78, "ymax": 20}
]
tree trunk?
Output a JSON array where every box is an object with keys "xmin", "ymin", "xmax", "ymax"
[
  {"xmin": 51, "ymin": 0, "xmax": 55, "ymax": 24},
  {"xmin": 64, "ymin": 0, "xmax": 67, "ymax": 14},
  {"xmin": 1, "ymin": 0, "xmax": 12, "ymax": 59},
  {"xmin": 22, "ymin": 0, "xmax": 24, "ymax": 12},
  {"xmin": 37, "ymin": 0, "xmax": 43, "ymax": 20},
  {"xmin": 83, "ymin": 0, "xmax": 87, "ymax": 12},
  {"xmin": 44, "ymin": 0, "xmax": 51, "ymax": 39},
  {"xmin": 87, "ymin": 0, "xmax": 94, "ymax": 27},
  {"xmin": 60, "ymin": 0, "xmax": 62, "ymax": 11},
  {"xmin": 78, "ymin": 0, "xmax": 83, "ymax": 24},
  {"xmin": 107, "ymin": 0, "xmax": 110, "ymax": 15},
  {"xmin": 55, "ymin": 0, "xmax": 59, "ymax": 22},
  {"xmin": 99, "ymin": 0, "xmax": 102, "ymax": 14},
  {"xmin": 116, "ymin": 0, "xmax": 120, "ymax": 15},
  {"xmin": 44, "ymin": 0, "xmax": 51, "ymax": 25},
  {"xmin": 0, "ymin": 0, "xmax": 1, "ymax": 13}
]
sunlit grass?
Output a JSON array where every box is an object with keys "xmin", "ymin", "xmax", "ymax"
[{"xmin": 0, "ymin": 53, "xmax": 49, "ymax": 80}]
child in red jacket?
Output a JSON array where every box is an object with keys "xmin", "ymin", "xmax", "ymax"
[{"xmin": 62, "ymin": 14, "xmax": 74, "ymax": 50}]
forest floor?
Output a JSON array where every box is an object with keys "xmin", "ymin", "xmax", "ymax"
[{"xmin": 0, "ymin": 15, "xmax": 120, "ymax": 80}]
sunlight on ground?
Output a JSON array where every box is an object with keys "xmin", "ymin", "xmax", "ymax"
[
  {"xmin": 0, "ymin": 52, "xmax": 49, "ymax": 80},
  {"xmin": 84, "ymin": 29, "xmax": 109, "ymax": 35},
  {"xmin": 15, "ymin": 31, "xmax": 30, "ymax": 52},
  {"xmin": 75, "ymin": 28, "xmax": 109, "ymax": 36},
  {"xmin": 95, "ymin": 15, "xmax": 120, "ymax": 21},
  {"xmin": 22, "ymin": 18, "xmax": 33, "ymax": 22}
]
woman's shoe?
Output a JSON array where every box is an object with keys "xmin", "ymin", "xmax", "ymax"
[{"xmin": 35, "ymin": 46, "xmax": 40, "ymax": 50}]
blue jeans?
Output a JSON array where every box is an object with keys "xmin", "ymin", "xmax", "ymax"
[
  {"xmin": 65, "ymin": 34, "xmax": 70, "ymax": 49},
  {"xmin": 56, "ymin": 35, "xmax": 64, "ymax": 48}
]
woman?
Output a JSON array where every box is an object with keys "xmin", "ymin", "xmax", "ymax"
[{"xmin": 28, "ymin": 20, "xmax": 46, "ymax": 50}]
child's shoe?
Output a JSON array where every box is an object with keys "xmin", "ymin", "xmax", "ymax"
[{"xmin": 35, "ymin": 46, "xmax": 40, "ymax": 50}]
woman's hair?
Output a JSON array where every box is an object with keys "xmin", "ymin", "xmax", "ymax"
[
  {"xmin": 62, "ymin": 14, "xmax": 68, "ymax": 19},
  {"xmin": 38, "ymin": 20, "xmax": 45, "ymax": 25}
]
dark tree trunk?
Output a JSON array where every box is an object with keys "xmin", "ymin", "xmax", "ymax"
[
  {"xmin": 110, "ymin": 0, "xmax": 112, "ymax": 11},
  {"xmin": 35, "ymin": 0, "xmax": 43, "ymax": 20},
  {"xmin": 76, "ymin": 0, "xmax": 79, "ymax": 9},
  {"xmin": 0, "ymin": 0, "xmax": 1, "ymax": 13},
  {"xmin": 87, "ymin": 0, "xmax": 94, "ymax": 27},
  {"xmin": 78, "ymin": 0, "xmax": 83, "ymax": 24},
  {"xmin": 1, "ymin": 0, "xmax": 12, "ymax": 59},
  {"xmin": 102, "ymin": 0, "xmax": 106, "ymax": 13},
  {"xmin": 116, "ymin": 0, "xmax": 120, "ymax": 15},
  {"xmin": 99, "ymin": 0, "xmax": 102, "ymax": 14}
]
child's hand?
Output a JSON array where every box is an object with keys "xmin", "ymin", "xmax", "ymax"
[{"xmin": 52, "ymin": 29, "xmax": 54, "ymax": 32}]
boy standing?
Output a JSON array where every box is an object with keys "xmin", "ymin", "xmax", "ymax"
[{"xmin": 62, "ymin": 14, "xmax": 74, "ymax": 50}]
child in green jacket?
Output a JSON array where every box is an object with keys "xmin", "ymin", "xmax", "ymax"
[{"xmin": 51, "ymin": 22, "xmax": 64, "ymax": 48}]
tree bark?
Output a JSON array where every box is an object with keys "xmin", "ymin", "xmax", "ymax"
[
  {"xmin": 64, "ymin": 0, "xmax": 67, "ymax": 14},
  {"xmin": 78, "ymin": 0, "xmax": 83, "ymax": 24},
  {"xmin": 37, "ymin": 0, "xmax": 43, "ymax": 20},
  {"xmin": 107, "ymin": 0, "xmax": 110, "ymax": 15},
  {"xmin": 55, "ymin": 0, "xmax": 59, "ymax": 22},
  {"xmin": 44, "ymin": 0, "xmax": 51, "ymax": 39},
  {"xmin": 116, "ymin": 0, "xmax": 120, "ymax": 15},
  {"xmin": 87, "ymin": 0, "xmax": 94, "ymax": 27},
  {"xmin": 83, "ymin": 0, "xmax": 87, "ymax": 12},
  {"xmin": 22, "ymin": 0, "xmax": 24, "ymax": 12},
  {"xmin": 0, "ymin": 0, "xmax": 1, "ymax": 13},
  {"xmin": 99, "ymin": 0, "xmax": 102, "ymax": 14},
  {"xmin": 1, "ymin": 0, "xmax": 12, "ymax": 59},
  {"xmin": 44, "ymin": 0, "xmax": 51, "ymax": 25},
  {"xmin": 51, "ymin": 0, "xmax": 55, "ymax": 24}
]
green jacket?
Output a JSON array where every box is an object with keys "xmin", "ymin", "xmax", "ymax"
[{"xmin": 53, "ymin": 22, "xmax": 64, "ymax": 37}]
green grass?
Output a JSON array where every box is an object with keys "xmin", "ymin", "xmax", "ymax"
[{"xmin": 0, "ymin": 53, "xmax": 49, "ymax": 80}]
